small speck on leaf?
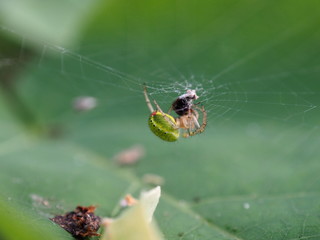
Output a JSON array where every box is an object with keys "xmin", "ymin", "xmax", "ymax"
[
  {"xmin": 192, "ymin": 196, "xmax": 201, "ymax": 203},
  {"xmin": 30, "ymin": 194, "xmax": 50, "ymax": 207},
  {"xmin": 142, "ymin": 174, "xmax": 165, "ymax": 186},
  {"xmin": 113, "ymin": 144, "xmax": 145, "ymax": 166},
  {"xmin": 225, "ymin": 225, "xmax": 238, "ymax": 234},
  {"xmin": 73, "ymin": 96, "xmax": 97, "ymax": 112},
  {"xmin": 119, "ymin": 194, "xmax": 138, "ymax": 208},
  {"xmin": 243, "ymin": 202, "xmax": 250, "ymax": 209}
]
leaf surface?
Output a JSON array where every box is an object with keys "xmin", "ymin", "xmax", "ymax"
[{"xmin": 1, "ymin": 0, "xmax": 320, "ymax": 239}]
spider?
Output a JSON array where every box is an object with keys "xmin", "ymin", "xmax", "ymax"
[{"xmin": 143, "ymin": 86, "xmax": 207, "ymax": 142}]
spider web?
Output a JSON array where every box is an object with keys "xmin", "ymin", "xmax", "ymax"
[{"xmin": 1, "ymin": 24, "xmax": 319, "ymax": 133}]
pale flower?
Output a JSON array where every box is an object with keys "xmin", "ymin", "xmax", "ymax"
[{"xmin": 101, "ymin": 186, "xmax": 163, "ymax": 240}]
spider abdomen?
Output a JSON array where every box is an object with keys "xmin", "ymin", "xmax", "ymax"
[{"xmin": 148, "ymin": 111, "xmax": 180, "ymax": 142}]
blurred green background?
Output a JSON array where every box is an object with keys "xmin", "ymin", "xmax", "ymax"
[{"xmin": 1, "ymin": 0, "xmax": 320, "ymax": 239}]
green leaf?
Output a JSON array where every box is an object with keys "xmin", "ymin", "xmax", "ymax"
[
  {"xmin": 1, "ymin": 0, "xmax": 320, "ymax": 239},
  {"xmin": 0, "ymin": 0, "xmax": 103, "ymax": 46}
]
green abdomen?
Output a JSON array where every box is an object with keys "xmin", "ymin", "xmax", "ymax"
[{"xmin": 148, "ymin": 112, "xmax": 179, "ymax": 142}]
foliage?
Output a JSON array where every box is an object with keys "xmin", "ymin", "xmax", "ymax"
[{"xmin": 0, "ymin": 0, "xmax": 320, "ymax": 239}]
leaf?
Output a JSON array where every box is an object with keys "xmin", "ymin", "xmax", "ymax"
[
  {"xmin": 0, "ymin": 0, "xmax": 103, "ymax": 46},
  {"xmin": 1, "ymin": 0, "xmax": 320, "ymax": 239},
  {"xmin": 0, "ymin": 195, "xmax": 54, "ymax": 240}
]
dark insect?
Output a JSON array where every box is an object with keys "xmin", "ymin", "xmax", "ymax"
[
  {"xmin": 50, "ymin": 205, "xmax": 101, "ymax": 240},
  {"xmin": 171, "ymin": 89, "xmax": 199, "ymax": 116}
]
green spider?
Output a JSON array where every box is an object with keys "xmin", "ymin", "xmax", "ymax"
[{"xmin": 143, "ymin": 86, "xmax": 207, "ymax": 142}]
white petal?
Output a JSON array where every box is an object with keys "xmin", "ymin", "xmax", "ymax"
[
  {"xmin": 102, "ymin": 203, "xmax": 163, "ymax": 240},
  {"xmin": 140, "ymin": 186, "xmax": 161, "ymax": 222}
]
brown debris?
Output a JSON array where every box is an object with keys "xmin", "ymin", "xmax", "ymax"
[{"xmin": 50, "ymin": 205, "xmax": 101, "ymax": 239}]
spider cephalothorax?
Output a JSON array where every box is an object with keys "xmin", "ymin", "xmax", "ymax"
[{"xmin": 144, "ymin": 86, "xmax": 207, "ymax": 142}]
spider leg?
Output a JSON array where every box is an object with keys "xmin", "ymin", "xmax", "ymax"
[
  {"xmin": 183, "ymin": 106, "xmax": 207, "ymax": 137},
  {"xmin": 144, "ymin": 85, "xmax": 178, "ymax": 129},
  {"xmin": 153, "ymin": 100, "xmax": 179, "ymax": 129},
  {"xmin": 192, "ymin": 115, "xmax": 200, "ymax": 129},
  {"xmin": 143, "ymin": 85, "xmax": 154, "ymax": 113},
  {"xmin": 192, "ymin": 106, "xmax": 207, "ymax": 135},
  {"xmin": 153, "ymin": 100, "xmax": 165, "ymax": 114},
  {"xmin": 180, "ymin": 115, "xmax": 192, "ymax": 138},
  {"xmin": 187, "ymin": 110, "xmax": 194, "ymax": 134},
  {"xmin": 193, "ymin": 109, "xmax": 199, "ymax": 119},
  {"xmin": 193, "ymin": 101, "xmax": 203, "ymax": 106},
  {"xmin": 192, "ymin": 109, "xmax": 200, "ymax": 129},
  {"xmin": 177, "ymin": 112, "xmax": 193, "ymax": 138}
]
